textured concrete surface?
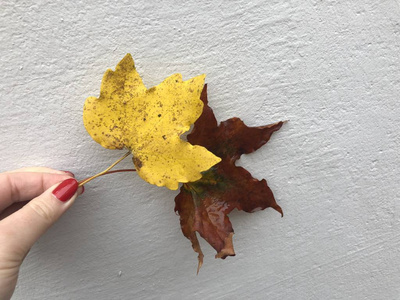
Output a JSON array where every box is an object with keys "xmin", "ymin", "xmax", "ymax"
[{"xmin": 1, "ymin": 0, "xmax": 400, "ymax": 299}]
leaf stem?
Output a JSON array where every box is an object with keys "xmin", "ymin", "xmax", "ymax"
[
  {"xmin": 78, "ymin": 169, "xmax": 136, "ymax": 185},
  {"xmin": 78, "ymin": 151, "xmax": 132, "ymax": 186}
]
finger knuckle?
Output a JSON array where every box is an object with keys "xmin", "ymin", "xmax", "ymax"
[{"xmin": 28, "ymin": 200, "xmax": 54, "ymax": 224}]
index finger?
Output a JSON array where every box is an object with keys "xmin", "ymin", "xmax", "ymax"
[
  {"xmin": 0, "ymin": 171, "xmax": 72, "ymax": 212},
  {"xmin": 5, "ymin": 167, "xmax": 70, "ymax": 175}
]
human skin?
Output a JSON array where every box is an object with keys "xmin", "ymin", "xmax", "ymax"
[{"xmin": 0, "ymin": 167, "xmax": 83, "ymax": 300}]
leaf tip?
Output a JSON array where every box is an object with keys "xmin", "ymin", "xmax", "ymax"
[
  {"xmin": 215, "ymin": 233, "xmax": 235, "ymax": 259},
  {"xmin": 117, "ymin": 53, "xmax": 136, "ymax": 71},
  {"xmin": 122, "ymin": 52, "xmax": 133, "ymax": 62},
  {"xmin": 196, "ymin": 255, "xmax": 204, "ymax": 275},
  {"xmin": 275, "ymin": 204, "xmax": 284, "ymax": 217}
]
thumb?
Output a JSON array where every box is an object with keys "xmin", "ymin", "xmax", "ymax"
[{"xmin": 0, "ymin": 178, "xmax": 81, "ymax": 256}]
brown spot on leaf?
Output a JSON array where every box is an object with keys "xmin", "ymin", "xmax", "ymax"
[{"xmin": 133, "ymin": 157, "xmax": 143, "ymax": 169}]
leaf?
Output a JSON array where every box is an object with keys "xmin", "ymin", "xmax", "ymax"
[
  {"xmin": 83, "ymin": 54, "xmax": 221, "ymax": 190},
  {"xmin": 174, "ymin": 85, "xmax": 284, "ymax": 270}
]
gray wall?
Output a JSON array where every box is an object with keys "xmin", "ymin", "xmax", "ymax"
[{"xmin": 1, "ymin": 0, "xmax": 399, "ymax": 299}]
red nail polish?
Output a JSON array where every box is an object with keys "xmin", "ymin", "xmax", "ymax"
[
  {"xmin": 52, "ymin": 178, "xmax": 78, "ymax": 202},
  {"xmin": 62, "ymin": 171, "xmax": 75, "ymax": 177}
]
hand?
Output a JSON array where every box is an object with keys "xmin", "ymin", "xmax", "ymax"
[{"xmin": 0, "ymin": 168, "xmax": 83, "ymax": 300}]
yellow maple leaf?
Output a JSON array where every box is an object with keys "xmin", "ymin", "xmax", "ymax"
[{"xmin": 83, "ymin": 54, "xmax": 221, "ymax": 190}]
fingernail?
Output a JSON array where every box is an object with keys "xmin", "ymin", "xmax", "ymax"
[
  {"xmin": 62, "ymin": 171, "xmax": 75, "ymax": 178},
  {"xmin": 52, "ymin": 178, "xmax": 78, "ymax": 202},
  {"xmin": 78, "ymin": 185, "xmax": 85, "ymax": 195}
]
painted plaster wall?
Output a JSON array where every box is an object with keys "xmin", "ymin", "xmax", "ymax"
[{"xmin": 1, "ymin": 0, "xmax": 399, "ymax": 299}]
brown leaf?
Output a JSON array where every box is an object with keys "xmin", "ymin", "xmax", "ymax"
[{"xmin": 174, "ymin": 85, "xmax": 284, "ymax": 270}]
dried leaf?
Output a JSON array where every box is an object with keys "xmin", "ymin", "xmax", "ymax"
[
  {"xmin": 83, "ymin": 54, "xmax": 221, "ymax": 190},
  {"xmin": 175, "ymin": 85, "xmax": 283, "ymax": 269}
]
